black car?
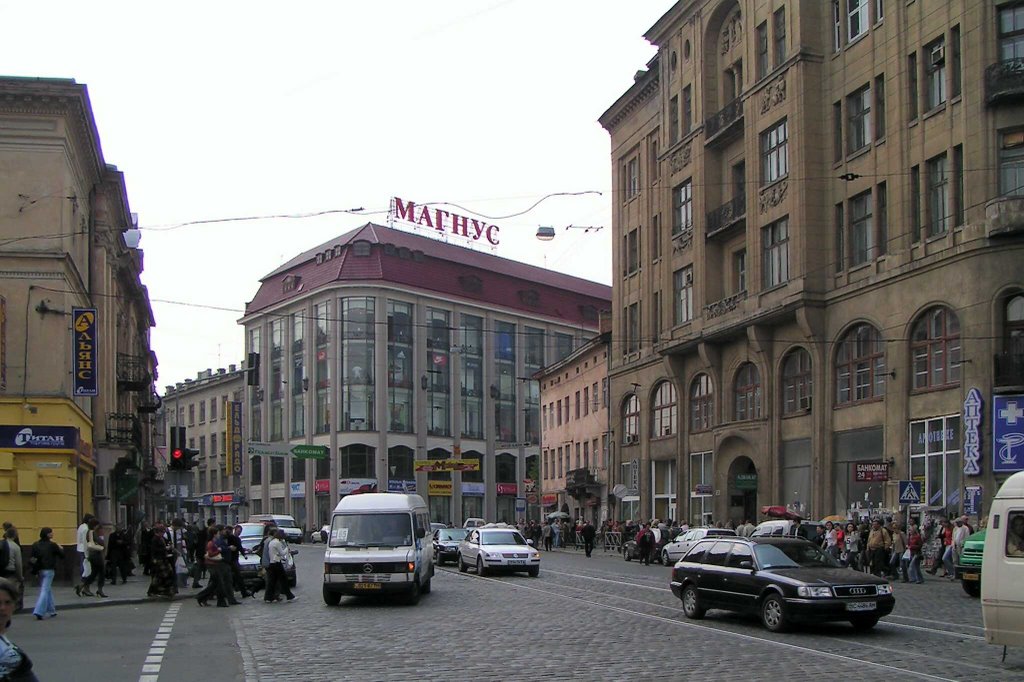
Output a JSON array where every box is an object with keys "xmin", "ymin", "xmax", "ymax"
[
  {"xmin": 433, "ymin": 527, "xmax": 470, "ymax": 565},
  {"xmin": 669, "ymin": 537, "xmax": 894, "ymax": 632}
]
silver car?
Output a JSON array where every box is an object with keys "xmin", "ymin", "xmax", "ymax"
[
  {"xmin": 661, "ymin": 527, "xmax": 737, "ymax": 565},
  {"xmin": 458, "ymin": 525, "xmax": 540, "ymax": 577}
]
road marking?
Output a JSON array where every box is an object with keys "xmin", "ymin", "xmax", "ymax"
[{"xmin": 138, "ymin": 603, "xmax": 180, "ymax": 682}]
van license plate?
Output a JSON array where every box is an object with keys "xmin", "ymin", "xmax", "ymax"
[
  {"xmin": 846, "ymin": 601, "xmax": 875, "ymax": 611},
  {"xmin": 353, "ymin": 583, "xmax": 381, "ymax": 590},
  {"xmin": 962, "ymin": 573, "xmax": 979, "ymax": 581}
]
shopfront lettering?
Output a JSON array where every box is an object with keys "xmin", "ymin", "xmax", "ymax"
[
  {"xmin": 393, "ymin": 197, "xmax": 500, "ymax": 246},
  {"xmin": 963, "ymin": 388, "xmax": 983, "ymax": 476}
]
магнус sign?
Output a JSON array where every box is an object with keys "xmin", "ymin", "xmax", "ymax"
[{"xmin": 392, "ymin": 197, "xmax": 500, "ymax": 246}]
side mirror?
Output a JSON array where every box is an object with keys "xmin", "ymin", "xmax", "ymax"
[
  {"xmin": 415, "ymin": 527, "xmax": 426, "ymax": 539},
  {"xmin": 526, "ymin": 538, "xmax": 535, "ymax": 546},
  {"xmin": 739, "ymin": 560, "xmax": 753, "ymax": 570}
]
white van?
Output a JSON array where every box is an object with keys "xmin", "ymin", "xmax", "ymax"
[
  {"xmin": 981, "ymin": 470, "xmax": 1024, "ymax": 649},
  {"xmin": 248, "ymin": 514, "xmax": 304, "ymax": 544},
  {"xmin": 322, "ymin": 493, "xmax": 434, "ymax": 606}
]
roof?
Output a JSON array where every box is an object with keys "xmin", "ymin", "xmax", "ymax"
[
  {"xmin": 333, "ymin": 492, "xmax": 427, "ymax": 512},
  {"xmin": 244, "ymin": 223, "xmax": 611, "ymax": 327},
  {"xmin": 995, "ymin": 471, "xmax": 1024, "ymax": 500}
]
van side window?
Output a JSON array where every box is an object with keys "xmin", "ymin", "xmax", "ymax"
[{"xmin": 1007, "ymin": 511, "xmax": 1024, "ymax": 558}]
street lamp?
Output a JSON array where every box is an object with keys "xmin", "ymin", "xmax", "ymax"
[{"xmin": 535, "ymin": 225, "xmax": 603, "ymax": 241}]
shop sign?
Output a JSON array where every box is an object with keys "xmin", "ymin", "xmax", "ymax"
[
  {"xmin": 496, "ymin": 482, "xmax": 518, "ymax": 496},
  {"xmin": 515, "ymin": 497, "xmax": 527, "ymax": 513},
  {"xmin": 964, "ymin": 485, "xmax": 982, "ymax": 516},
  {"xmin": 526, "ymin": 494, "xmax": 538, "ymax": 504},
  {"xmin": 693, "ymin": 484, "xmax": 713, "ymax": 496},
  {"xmin": 289, "ymin": 482, "xmax": 305, "ymax": 498},
  {"xmin": 391, "ymin": 196, "xmax": 501, "ymax": 246},
  {"xmin": 541, "ymin": 493, "xmax": 558, "ymax": 507},
  {"xmin": 0, "ymin": 426, "xmax": 77, "ymax": 450},
  {"xmin": 962, "ymin": 388, "xmax": 983, "ymax": 476},
  {"xmin": 202, "ymin": 492, "xmax": 235, "ymax": 506},
  {"xmin": 735, "ymin": 473, "xmax": 758, "ymax": 490},
  {"xmin": 314, "ymin": 479, "xmax": 330, "ymax": 494},
  {"xmin": 629, "ymin": 458, "xmax": 639, "ymax": 494},
  {"xmin": 388, "ymin": 479, "xmax": 417, "ymax": 493},
  {"xmin": 428, "ymin": 480, "xmax": 453, "ymax": 496},
  {"xmin": 993, "ymin": 394, "xmax": 1024, "ymax": 473},
  {"xmin": 523, "ymin": 478, "xmax": 536, "ymax": 493},
  {"xmin": 414, "ymin": 459, "xmax": 480, "ymax": 473},
  {"xmin": 226, "ymin": 401, "xmax": 244, "ymax": 475},
  {"xmin": 854, "ymin": 462, "xmax": 889, "ymax": 482},
  {"xmin": 338, "ymin": 478, "xmax": 377, "ymax": 495},
  {"xmin": 72, "ymin": 308, "xmax": 99, "ymax": 397},
  {"xmin": 461, "ymin": 482, "xmax": 485, "ymax": 496}
]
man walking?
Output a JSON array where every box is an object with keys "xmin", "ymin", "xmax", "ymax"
[
  {"xmin": 581, "ymin": 520, "xmax": 596, "ymax": 558},
  {"xmin": 541, "ymin": 521, "xmax": 553, "ymax": 551},
  {"xmin": 865, "ymin": 519, "xmax": 892, "ymax": 576},
  {"xmin": 637, "ymin": 523, "xmax": 654, "ymax": 566}
]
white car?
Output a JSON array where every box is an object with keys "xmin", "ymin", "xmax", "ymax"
[
  {"xmin": 661, "ymin": 527, "xmax": 737, "ymax": 565},
  {"xmin": 458, "ymin": 525, "xmax": 540, "ymax": 577},
  {"xmin": 463, "ymin": 517, "xmax": 486, "ymax": 529},
  {"xmin": 310, "ymin": 525, "xmax": 330, "ymax": 543}
]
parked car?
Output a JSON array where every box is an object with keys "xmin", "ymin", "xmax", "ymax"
[
  {"xmin": 661, "ymin": 527, "xmax": 737, "ymax": 565},
  {"xmin": 310, "ymin": 525, "xmax": 330, "ymax": 543},
  {"xmin": 433, "ymin": 527, "xmax": 470, "ymax": 565},
  {"xmin": 463, "ymin": 517, "xmax": 487, "ymax": 529},
  {"xmin": 236, "ymin": 522, "xmax": 297, "ymax": 589},
  {"xmin": 954, "ymin": 529, "xmax": 985, "ymax": 597},
  {"xmin": 751, "ymin": 519, "xmax": 822, "ymax": 541},
  {"xmin": 248, "ymin": 514, "xmax": 304, "ymax": 544},
  {"xmin": 458, "ymin": 524, "xmax": 540, "ymax": 576},
  {"xmin": 622, "ymin": 526, "xmax": 679, "ymax": 563},
  {"xmin": 670, "ymin": 536, "xmax": 894, "ymax": 632}
]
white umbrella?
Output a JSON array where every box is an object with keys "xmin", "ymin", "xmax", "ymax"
[{"xmin": 547, "ymin": 511, "xmax": 569, "ymax": 520}]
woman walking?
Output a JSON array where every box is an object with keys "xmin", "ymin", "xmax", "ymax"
[
  {"xmin": 29, "ymin": 528, "xmax": 64, "ymax": 620},
  {"xmin": 0, "ymin": 577, "xmax": 37, "ymax": 681},
  {"xmin": 843, "ymin": 522, "xmax": 861, "ymax": 570},
  {"xmin": 78, "ymin": 518, "xmax": 107, "ymax": 598},
  {"xmin": 263, "ymin": 529, "xmax": 295, "ymax": 603},
  {"xmin": 146, "ymin": 522, "xmax": 177, "ymax": 599},
  {"xmin": 907, "ymin": 523, "xmax": 925, "ymax": 584}
]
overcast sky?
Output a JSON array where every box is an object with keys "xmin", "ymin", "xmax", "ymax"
[{"xmin": 3, "ymin": 1, "xmax": 664, "ymax": 389}]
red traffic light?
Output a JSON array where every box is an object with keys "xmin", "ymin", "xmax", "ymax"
[{"xmin": 172, "ymin": 449, "xmax": 183, "ymax": 460}]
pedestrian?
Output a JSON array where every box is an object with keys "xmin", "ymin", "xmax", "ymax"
[
  {"xmin": 74, "ymin": 513, "xmax": 94, "ymax": 592},
  {"xmin": 636, "ymin": 524, "xmax": 654, "ymax": 566},
  {"xmin": 581, "ymin": 520, "xmax": 596, "ymax": 558},
  {"xmin": 263, "ymin": 529, "xmax": 296, "ymax": 603},
  {"xmin": 189, "ymin": 520, "xmax": 206, "ymax": 588},
  {"xmin": 28, "ymin": 528, "xmax": 64, "ymax": 620},
  {"xmin": 138, "ymin": 520, "xmax": 153, "ymax": 575},
  {"xmin": 541, "ymin": 521, "xmax": 553, "ymax": 551},
  {"xmin": 907, "ymin": 523, "xmax": 925, "ymax": 584},
  {"xmin": 0, "ymin": 529, "xmax": 23, "ymax": 612},
  {"xmin": 146, "ymin": 521, "xmax": 177, "ymax": 599},
  {"xmin": 889, "ymin": 522, "xmax": 908, "ymax": 582},
  {"xmin": 824, "ymin": 521, "xmax": 840, "ymax": 560},
  {"xmin": 196, "ymin": 526, "xmax": 233, "ymax": 608},
  {"xmin": 78, "ymin": 518, "xmax": 108, "ymax": 598},
  {"xmin": 0, "ymin": 577, "xmax": 38, "ymax": 681},
  {"xmin": 843, "ymin": 522, "xmax": 861, "ymax": 570},
  {"xmin": 552, "ymin": 520, "xmax": 561, "ymax": 549},
  {"xmin": 865, "ymin": 519, "xmax": 891, "ymax": 576},
  {"xmin": 939, "ymin": 519, "xmax": 955, "ymax": 578},
  {"xmin": 105, "ymin": 526, "xmax": 132, "ymax": 585},
  {"xmin": 226, "ymin": 525, "xmax": 253, "ymax": 599},
  {"xmin": 814, "ymin": 525, "xmax": 827, "ymax": 549}
]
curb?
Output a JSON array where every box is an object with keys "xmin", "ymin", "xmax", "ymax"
[{"xmin": 16, "ymin": 592, "xmax": 190, "ymax": 615}]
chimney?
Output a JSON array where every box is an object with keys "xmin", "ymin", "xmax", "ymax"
[
  {"xmin": 218, "ymin": 368, "xmax": 226, "ymax": 375},
  {"xmin": 228, "ymin": 364, "xmax": 237, "ymax": 372}
]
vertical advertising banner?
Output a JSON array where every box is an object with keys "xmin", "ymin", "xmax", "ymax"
[
  {"xmin": 72, "ymin": 308, "xmax": 98, "ymax": 397},
  {"xmin": 227, "ymin": 400, "xmax": 244, "ymax": 476},
  {"xmin": 0, "ymin": 295, "xmax": 6, "ymax": 392},
  {"xmin": 993, "ymin": 394, "xmax": 1024, "ymax": 473}
]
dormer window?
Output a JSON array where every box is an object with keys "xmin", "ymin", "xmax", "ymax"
[
  {"xmin": 282, "ymin": 274, "xmax": 301, "ymax": 293},
  {"xmin": 578, "ymin": 304, "xmax": 599, "ymax": 322},
  {"xmin": 352, "ymin": 241, "xmax": 371, "ymax": 257},
  {"xmin": 333, "ymin": 245, "xmax": 343, "ymax": 257},
  {"xmin": 384, "ymin": 243, "xmax": 397, "ymax": 256},
  {"xmin": 315, "ymin": 253, "xmax": 324, "ymax": 265},
  {"xmin": 518, "ymin": 289, "xmax": 540, "ymax": 307},
  {"xmin": 412, "ymin": 250, "xmax": 425, "ymax": 262},
  {"xmin": 458, "ymin": 275, "xmax": 483, "ymax": 293}
]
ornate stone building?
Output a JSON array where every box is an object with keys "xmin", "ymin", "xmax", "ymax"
[{"xmin": 600, "ymin": 1, "xmax": 1024, "ymax": 524}]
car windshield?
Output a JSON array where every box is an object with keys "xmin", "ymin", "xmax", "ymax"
[
  {"xmin": 754, "ymin": 542, "xmax": 839, "ymax": 569},
  {"xmin": 238, "ymin": 525, "xmax": 264, "ymax": 539},
  {"xmin": 437, "ymin": 529, "xmax": 469, "ymax": 541},
  {"xmin": 480, "ymin": 530, "xmax": 527, "ymax": 546},
  {"xmin": 274, "ymin": 519, "xmax": 297, "ymax": 528},
  {"xmin": 329, "ymin": 513, "xmax": 413, "ymax": 548}
]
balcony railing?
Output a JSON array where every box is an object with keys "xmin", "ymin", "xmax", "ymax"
[
  {"xmin": 995, "ymin": 351, "xmax": 1024, "ymax": 389},
  {"xmin": 704, "ymin": 291, "xmax": 747, "ymax": 320},
  {"xmin": 986, "ymin": 195, "xmax": 1024, "ymax": 238},
  {"xmin": 985, "ymin": 58, "xmax": 1024, "ymax": 105},
  {"xmin": 704, "ymin": 98, "xmax": 743, "ymax": 140},
  {"xmin": 137, "ymin": 392, "xmax": 162, "ymax": 414},
  {"xmin": 706, "ymin": 193, "xmax": 746, "ymax": 238},
  {"xmin": 116, "ymin": 353, "xmax": 151, "ymax": 391},
  {"xmin": 106, "ymin": 412, "xmax": 141, "ymax": 447}
]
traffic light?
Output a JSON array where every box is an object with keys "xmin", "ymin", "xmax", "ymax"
[
  {"xmin": 169, "ymin": 446, "xmax": 185, "ymax": 471},
  {"xmin": 182, "ymin": 448, "xmax": 200, "ymax": 470},
  {"xmin": 168, "ymin": 426, "xmax": 187, "ymax": 471}
]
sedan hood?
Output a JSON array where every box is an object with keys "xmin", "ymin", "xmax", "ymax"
[
  {"xmin": 479, "ymin": 543, "xmax": 536, "ymax": 554},
  {"xmin": 764, "ymin": 567, "xmax": 889, "ymax": 585}
]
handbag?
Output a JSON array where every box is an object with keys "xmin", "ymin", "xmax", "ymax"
[{"xmin": 902, "ymin": 548, "xmax": 911, "ymax": 561}]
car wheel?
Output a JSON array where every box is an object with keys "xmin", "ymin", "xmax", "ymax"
[
  {"xmin": 405, "ymin": 579, "xmax": 421, "ymax": 606},
  {"xmin": 961, "ymin": 580, "xmax": 981, "ymax": 598},
  {"xmin": 458, "ymin": 554, "xmax": 468, "ymax": 573},
  {"xmin": 849, "ymin": 616, "xmax": 879, "ymax": 631},
  {"xmin": 476, "ymin": 556, "xmax": 488, "ymax": 576},
  {"xmin": 422, "ymin": 575, "xmax": 432, "ymax": 594},
  {"xmin": 624, "ymin": 550, "xmax": 632, "ymax": 562},
  {"xmin": 322, "ymin": 586, "xmax": 341, "ymax": 606},
  {"xmin": 760, "ymin": 593, "xmax": 790, "ymax": 633},
  {"xmin": 528, "ymin": 567, "xmax": 539, "ymax": 578},
  {"xmin": 662, "ymin": 550, "xmax": 671, "ymax": 565},
  {"xmin": 681, "ymin": 584, "xmax": 705, "ymax": 619}
]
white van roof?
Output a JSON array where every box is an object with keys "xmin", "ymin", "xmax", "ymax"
[
  {"xmin": 333, "ymin": 493, "xmax": 427, "ymax": 513},
  {"xmin": 994, "ymin": 470, "xmax": 1024, "ymax": 499}
]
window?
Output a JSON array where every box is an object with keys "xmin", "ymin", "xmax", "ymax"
[
  {"xmin": 908, "ymin": 52, "xmax": 919, "ymax": 122},
  {"xmin": 876, "ymin": 182, "xmax": 888, "ymax": 256},
  {"xmin": 651, "ymin": 214, "xmax": 661, "ymax": 261},
  {"xmin": 849, "ymin": 191, "xmax": 873, "ymax": 266},
  {"xmin": 733, "ymin": 249, "xmax": 747, "ymax": 293},
  {"xmin": 782, "ymin": 348, "xmax": 813, "ymax": 414},
  {"xmin": 953, "ymin": 145, "xmax": 964, "ymax": 227},
  {"xmin": 875, "ymin": 0, "xmax": 884, "ymax": 22},
  {"xmin": 999, "ymin": 4, "xmax": 1024, "ymax": 62},
  {"xmin": 950, "ymin": 26, "xmax": 961, "ymax": 98},
  {"xmin": 583, "ymin": 386, "xmax": 590, "ymax": 417},
  {"xmin": 910, "ymin": 165, "xmax": 922, "ymax": 241},
  {"xmin": 1001, "ymin": 130, "xmax": 1024, "ymax": 196},
  {"xmin": 832, "ymin": 0, "xmax": 843, "ymax": 52},
  {"xmin": 209, "ymin": 398, "xmax": 217, "ymax": 422},
  {"xmin": 911, "ymin": 307, "xmax": 961, "ymax": 390},
  {"xmin": 651, "ymin": 381, "xmax": 678, "ymax": 438},
  {"xmin": 847, "ymin": 84, "xmax": 871, "ymax": 153},
  {"xmin": 669, "ymin": 95, "xmax": 680, "ymax": 145},
  {"xmin": 575, "ymin": 391, "xmax": 581, "ymax": 420},
  {"xmin": 689, "ymin": 451, "xmax": 713, "ymax": 525},
  {"xmin": 649, "ymin": 135, "xmax": 660, "ymax": 184},
  {"xmin": 652, "ymin": 291, "xmax": 662, "ymax": 340},
  {"xmin": 832, "ymin": 101, "xmax": 843, "ymax": 162},
  {"xmin": 1006, "ymin": 294, "xmax": 1024, "ymax": 358},
  {"xmin": 625, "ymin": 156, "xmax": 640, "ymax": 200},
  {"xmin": 874, "ymin": 75, "xmax": 885, "ymax": 140},
  {"xmin": 674, "ymin": 266, "xmax": 693, "ymax": 325},
  {"xmin": 199, "ymin": 400, "xmax": 206, "ymax": 423},
  {"xmin": 756, "ymin": 21, "xmax": 769, "ymax": 80},
  {"xmin": 762, "ymin": 217, "xmax": 790, "ymax": 288},
  {"xmin": 690, "ymin": 374, "xmax": 713, "ymax": 432},
  {"xmin": 835, "ymin": 323, "xmax": 886, "ymax": 406},
  {"xmin": 848, "ymin": 0, "xmax": 868, "ymax": 42},
  {"xmin": 834, "ymin": 202, "xmax": 845, "ymax": 273},
  {"xmin": 909, "ymin": 416, "xmax": 962, "ymax": 515},
  {"xmin": 188, "ymin": 404, "xmax": 195, "ymax": 426},
  {"xmin": 626, "ymin": 302, "xmax": 640, "ymax": 355},
  {"xmin": 761, "ymin": 119, "xmax": 788, "ymax": 185},
  {"xmin": 352, "ymin": 241, "xmax": 371, "ymax": 257},
  {"xmin": 673, "ymin": 180, "xmax": 693, "ymax": 236},
  {"xmin": 291, "ymin": 313, "xmax": 306, "ymax": 438},
  {"xmin": 927, "ymin": 153, "xmax": 949, "ymax": 237},
  {"xmin": 1005, "ymin": 511, "xmax": 1024, "ymax": 558},
  {"xmin": 773, "ymin": 7, "xmax": 786, "ymax": 67},
  {"xmin": 682, "ymin": 86, "xmax": 692, "ymax": 135},
  {"xmin": 624, "ymin": 228, "xmax": 640, "ymax": 275},
  {"xmin": 925, "ymin": 38, "xmax": 946, "ymax": 110},
  {"xmin": 622, "ymin": 394, "xmax": 640, "ymax": 442},
  {"xmin": 733, "ymin": 362, "xmax": 762, "ymax": 421}
]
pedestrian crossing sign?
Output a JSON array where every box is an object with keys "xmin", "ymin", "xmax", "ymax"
[{"xmin": 898, "ymin": 480, "xmax": 922, "ymax": 505}]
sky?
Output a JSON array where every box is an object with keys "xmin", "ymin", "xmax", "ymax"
[{"xmin": 2, "ymin": 0, "xmax": 665, "ymax": 389}]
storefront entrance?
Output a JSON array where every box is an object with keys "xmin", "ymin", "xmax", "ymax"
[{"xmin": 728, "ymin": 456, "xmax": 758, "ymax": 526}]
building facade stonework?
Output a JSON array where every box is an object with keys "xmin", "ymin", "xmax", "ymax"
[{"xmin": 600, "ymin": 1, "xmax": 1024, "ymax": 525}]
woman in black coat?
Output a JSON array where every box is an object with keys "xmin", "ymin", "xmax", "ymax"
[{"xmin": 29, "ymin": 528, "xmax": 64, "ymax": 620}]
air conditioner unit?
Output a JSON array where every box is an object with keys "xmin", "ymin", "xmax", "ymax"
[
  {"xmin": 625, "ymin": 434, "xmax": 639, "ymax": 445},
  {"xmin": 93, "ymin": 474, "xmax": 110, "ymax": 499},
  {"xmin": 930, "ymin": 44, "xmax": 945, "ymax": 66}
]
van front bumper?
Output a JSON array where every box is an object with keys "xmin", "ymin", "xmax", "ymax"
[{"xmin": 323, "ymin": 573, "xmax": 413, "ymax": 595}]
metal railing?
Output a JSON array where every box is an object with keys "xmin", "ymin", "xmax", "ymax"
[
  {"xmin": 706, "ymin": 193, "xmax": 746, "ymax": 237},
  {"xmin": 704, "ymin": 98, "xmax": 743, "ymax": 139},
  {"xmin": 985, "ymin": 58, "xmax": 1024, "ymax": 104}
]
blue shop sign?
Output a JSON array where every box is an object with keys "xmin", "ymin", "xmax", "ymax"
[
  {"xmin": 0, "ymin": 426, "xmax": 78, "ymax": 450},
  {"xmin": 993, "ymin": 394, "xmax": 1024, "ymax": 473}
]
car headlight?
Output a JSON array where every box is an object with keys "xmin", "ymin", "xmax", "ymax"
[
  {"xmin": 877, "ymin": 584, "xmax": 893, "ymax": 595},
  {"xmin": 797, "ymin": 586, "xmax": 833, "ymax": 598},
  {"xmin": 530, "ymin": 552, "xmax": 540, "ymax": 559}
]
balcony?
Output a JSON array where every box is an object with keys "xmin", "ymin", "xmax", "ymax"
[
  {"xmin": 985, "ymin": 59, "xmax": 1024, "ymax": 106},
  {"xmin": 704, "ymin": 98, "xmax": 743, "ymax": 143},
  {"xmin": 995, "ymin": 351, "xmax": 1024, "ymax": 390},
  {"xmin": 137, "ymin": 392, "xmax": 162, "ymax": 414},
  {"xmin": 706, "ymin": 194, "xmax": 746, "ymax": 239},
  {"xmin": 116, "ymin": 353, "xmax": 151, "ymax": 391},
  {"xmin": 565, "ymin": 467, "xmax": 599, "ymax": 492},
  {"xmin": 704, "ymin": 291, "xmax": 747, "ymax": 320},
  {"xmin": 986, "ymin": 195, "xmax": 1024, "ymax": 238},
  {"xmin": 105, "ymin": 412, "xmax": 141, "ymax": 447}
]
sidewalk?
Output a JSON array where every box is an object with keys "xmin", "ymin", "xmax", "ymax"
[{"xmin": 16, "ymin": 573, "xmax": 196, "ymax": 614}]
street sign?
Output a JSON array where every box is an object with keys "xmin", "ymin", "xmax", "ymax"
[
  {"xmin": 898, "ymin": 480, "xmax": 922, "ymax": 505},
  {"xmin": 515, "ymin": 497, "xmax": 527, "ymax": 513},
  {"xmin": 292, "ymin": 444, "xmax": 328, "ymax": 460},
  {"xmin": 247, "ymin": 441, "xmax": 291, "ymax": 457},
  {"xmin": 964, "ymin": 485, "xmax": 982, "ymax": 515}
]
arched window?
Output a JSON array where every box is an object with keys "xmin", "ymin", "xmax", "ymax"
[
  {"xmin": 1006, "ymin": 294, "xmax": 1024, "ymax": 356},
  {"xmin": 781, "ymin": 348, "xmax": 812, "ymax": 414},
  {"xmin": 651, "ymin": 381, "xmax": 678, "ymax": 438},
  {"xmin": 690, "ymin": 374, "xmax": 713, "ymax": 432},
  {"xmin": 622, "ymin": 395, "xmax": 640, "ymax": 443},
  {"xmin": 911, "ymin": 307, "xmax": 961, "ymax": 390},
  {"xmin": 733, "ymin": 363, "xmax": 762, "ymax": 421},
  {"xmin": 835, "ymin": 323, "xmax": 886, "ymax": 406}
]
